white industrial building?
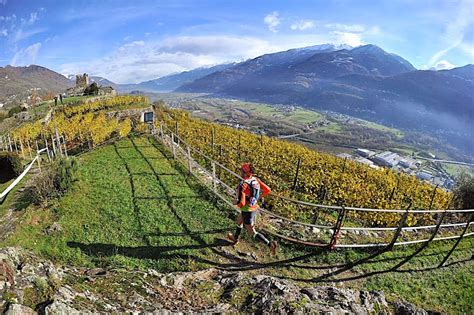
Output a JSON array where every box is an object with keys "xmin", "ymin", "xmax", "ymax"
[{"xmin": 372, "ymin": 151, "xmax": 400, "ymax": 167}]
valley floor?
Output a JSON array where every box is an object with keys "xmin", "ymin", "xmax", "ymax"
[{"xmin": 0, "ymin": 136, "xmax": 473, "ymax": 313}]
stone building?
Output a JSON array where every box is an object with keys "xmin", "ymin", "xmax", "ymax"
[
  {"xmin": 75, "ymin": 73, "xmax": 89, "ymax": 88},
  {"xmin": 66, "ymin": 73, "xmax": 115, "ymax": 97}
]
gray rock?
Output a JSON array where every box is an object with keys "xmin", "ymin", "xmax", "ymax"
[
  {"xmin": 393, "ymin": 299, "xmax": 428, "ymax": 315},
  {"xmin": 43, "ymin": 222, "xmax": 62, "ymax": 235},
  {"xmin": 45, "ymin": 301, "xmax": 80, "ymax": 315},
  {"xmin": 5, "ymin": 304, "xmax": 36, "ymax": 315}
]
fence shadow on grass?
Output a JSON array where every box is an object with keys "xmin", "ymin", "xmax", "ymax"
[{"xmin": 76, "ymin": 136, "xmax": 473, "ymax": 279}]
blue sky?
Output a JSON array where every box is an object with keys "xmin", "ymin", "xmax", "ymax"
[{"xmin": 1, "ymin": 0, "xmax": 473, "ymax": 83}]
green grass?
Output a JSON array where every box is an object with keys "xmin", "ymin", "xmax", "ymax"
[
  {"xmin": 285, "ymin": 109, "xmax": 323, "ymax": 124},
  {"xmin": 362, "ymin": 120, "xmax": 404, "ymax": 137},
  {"xmin": 315, "ymin": 123, "xmax": 343, "ymax": 133},
  {"xmin": 1, "ymin": 135, "xmax": 472, "ymax": 313},
  {"xmin": 2, "ymin": 136, "xmax": 236, "ymax": 271}
]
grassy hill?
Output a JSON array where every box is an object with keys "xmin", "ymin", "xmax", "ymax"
[{"xmin": 1, "ymin": 134, "xmax": 473, "ymax": 313}]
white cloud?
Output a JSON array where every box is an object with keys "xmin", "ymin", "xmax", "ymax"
[
  {"xmin": 13, "ymin": 27, "xmax": 46, "ymax": 42},
  {"xmin": 332, "ymin": 31, "xmax": 364, "ymax": 46},
  {"xmin": 0, "ymin": 29, "xmax": 7, "ymax": 37},
  {"xmin": 11, "ymin": 42, "xmax": 42, "ymax": 66},
  {"xmin": 459, "ymin": 42, "xmax": 474, "ymax": 58},
  {"xmin": 264, "ymin": 11, "xmax": 280, "ymax": 33},
  {"xmin": 0, "ymin": 14, "xmax": 16, "ymax": 22},
  {"xmin": 59, "ymin": 36, "xmax": 282, "ymax": 84},
  {"xmin": 432, "ymin": 60, "xmax": 456, "ymax": 70},
  {"xmin": 325, "ymin": 23, "xmax": 365, "ymax": 33},
  {"xmin": 290, "ymin": 20, "xmax": 315, "ymax": 31},
  {"xmin": 28, "ymin": 12, "xmax": 38, "ymax": 25},
  {"xmin": 428, "ymin": 0, "xmax": 473, "ymax": 67}
]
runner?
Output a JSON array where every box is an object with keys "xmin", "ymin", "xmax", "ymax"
[{"xmin": 228, "ymin": 163, "xmax": 277, "ymax": 255}]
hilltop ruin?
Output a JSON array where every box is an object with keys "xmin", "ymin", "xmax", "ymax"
[{"xmin": 66, "ymin": 73, "xmax": 116, "ymax": 97}]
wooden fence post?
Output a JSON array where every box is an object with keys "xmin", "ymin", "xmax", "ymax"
[
  {"xmin": 13, "ymin": 137, "xmax": 18, "ymax": 154},
  {"xmin": 55, "ymin": 127, "xmax": 63, "ymax": 157},
  {"xmin": 27, "ymin": 141, "xmax": 33, "ymax": 160},
  {"xmin": 171, "ymin": 133, "xmax": 176, "ymax": 158},
  {"xmin": 51, "ymin": 134, "xmax": 57, "ymax": 157},
  {"xmin": 292, "ymin": 157, "xmax": 301, "ymax": 191},
  {"xmin": 160, "ymin": 123, "xmax": 164, "ymax": 143},
  {"xmin": 35, "ymin": 140, "xmax": 41, "ymax": 172},
  {"xmin": 187, "ymin": 146, "xmax": 192, "ymax": 173},
  {"xmin": 62, "ymin": 135, "xmax": 68, "ymax": 158},
  {"xmin": 19, "ymin": 138, "xmax": 25, "ymax": 159},
  {"xmin": 8, "ymin": 134, "xmax": 13, "ymax": 152},
  {"xmin": 238, "ymin": 134, "xmax": 241, "ymax": 161},
  {"xmin": 211, "ymin": 161, "xmax": 217, "ymax": 193},
  {"xmin": 211, "ymin": 127, "xmax": 215, "ymax": 156},
  {"xmin": 43, "ymin": 136, "xmax": 52, "ymax": 162}
]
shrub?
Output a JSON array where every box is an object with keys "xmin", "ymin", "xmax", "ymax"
[
  {"xmin": 0, "ymin": 152, "xmax": 23, "ymax": 176},
  {"xmin": 453, "ymin": 172, "xmax": 474, "ymax": 210},
  {"xmin": 31, "ymin": 157, "xmax": 78, "ymax": 205},
  {"xmin": 83, "ymin": 82, "xmax": 99, "ymax": 96},
  {"xmin": 8, "ymin": 106, "xmax": 22, "ymax": 117}
]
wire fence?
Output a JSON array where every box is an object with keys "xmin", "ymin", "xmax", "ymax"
[{"xmin": 154, "ymin": 122, "xmax": 473, "ymax": 251}]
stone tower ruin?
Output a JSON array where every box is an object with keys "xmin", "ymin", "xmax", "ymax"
[{"xmin": 75, "ymin": 73, "xmax": 89, "ymax": 88}]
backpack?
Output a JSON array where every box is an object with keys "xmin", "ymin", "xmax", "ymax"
[{"xmin": 238, "ymin": 176, "xmax": 271, "ymax": 207}]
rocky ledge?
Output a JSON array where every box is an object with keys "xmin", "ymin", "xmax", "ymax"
[{"xmin": 0, "ymin": 247, "xmax": 427, "ymax": 314}]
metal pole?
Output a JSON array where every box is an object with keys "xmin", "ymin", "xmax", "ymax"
[
  {"xmin": 389, "ymin": 209, "xmax": 447, "ymax": 272},
  {"xmin": 428, "ymin": 185, "xmax": 438, "ymax": 210},
  {"xmin": 386, "ymin": 204, "xmax": 411, "ymax": 251},
  {"xmin": 292, "ymin": 157, "xmax": 301, "ymax": 191},
  {"xmin": 438, "ymin": 214, "xmax": 473, "ymax": 267},
  {"xmin": 329, "ymin": 205, "xmax": 346, "ymax": 249}
]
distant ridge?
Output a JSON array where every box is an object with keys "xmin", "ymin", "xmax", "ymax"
[
  {"xmin": 0, "ymin": 65, "xmax": 73, "ymax": 108},
  {"xmin": 118, "ymin": 63, "xmax": 235, "ymax": 92}
]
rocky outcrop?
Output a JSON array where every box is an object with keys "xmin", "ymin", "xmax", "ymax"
[{"xmin": 0, "ymin": 247, "xmax": 426, "ymax": 313}]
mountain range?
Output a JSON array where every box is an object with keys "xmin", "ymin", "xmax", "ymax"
[
  {"xmin": 1, "ymin": 44, "xmax": 472, "ymax": 155},
  {"xmin": 176, "ymin": 44, "xmax": 473, "ymax": 154}
]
